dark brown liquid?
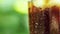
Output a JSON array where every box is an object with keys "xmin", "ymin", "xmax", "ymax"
[{"xmin": 29, "ymin": 6, "xmax": 50, "ymax": 34}]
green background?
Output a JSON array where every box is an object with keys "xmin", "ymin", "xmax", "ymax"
[{"xmin": 0, "ymin": 0, "xmax": 30, "ymax": 34}]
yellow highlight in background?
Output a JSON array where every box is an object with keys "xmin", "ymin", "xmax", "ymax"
[{"xmin": 14, "ymin": 0, "xmax": 28, "ymax": 14}]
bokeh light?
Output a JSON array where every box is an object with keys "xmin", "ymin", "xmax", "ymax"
[{"xmin": 14, "ymin": 0, "xmax": 28, "ymax": 14}]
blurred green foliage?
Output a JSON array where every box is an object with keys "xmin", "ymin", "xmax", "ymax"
[{"xmin": 0, "ymin": 0, "xmax": 29, "ymax": 34}]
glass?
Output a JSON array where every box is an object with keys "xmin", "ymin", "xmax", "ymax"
[{"xmin": 28, "ymin": 0, "xmax": 60, "ymax": 34}]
